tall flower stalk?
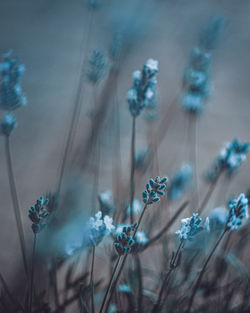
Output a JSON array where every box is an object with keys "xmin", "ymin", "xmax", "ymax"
[
  {"xmin": 102, "ymin": 177, "xmax": 167, "ymax": 313},
  {"xmin": 0, "ymin": 51, "xmax": 28, "ymax": 277},
  {"xmin": 28, "ymin": 196, "xmax": 50, "ymax": 313},
  {"xmin": 127, "ymin": 59, "xmax": 159, "ymax": 223},
  {"xmin": 186, "ymin": 193, "xmax": 249, "ymax": 313}
]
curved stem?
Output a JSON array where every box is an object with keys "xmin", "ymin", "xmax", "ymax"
[
  {"xmin": 185, "ymin": 229, "xmax": 227, "ymax": 313},
  {"xmin": 4, "ymin": 136, "xmax": 28, "ymax": 277},
  {"xmin": 90, "ymin": 245, "xmax": 96, "ymax": 313},
  {"xmin": 29, "ymin": 233, "xmax": 37, "ymax": 313},
  {"xmin": 151, "ymin": 241, "xmax": 183, "ymax": 313},
  {"xmin": 130, "ymin": 116, "xmax": 136, "ymax": 224},
  {"xmin": 99, "ymin": 256, "xmax": 121, "ymax": 313}
]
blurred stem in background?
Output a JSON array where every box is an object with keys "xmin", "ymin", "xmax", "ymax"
[
  {"xmin": 4, "ymin": 136, "xmax": 28, "ymax": 277},
  {"xmin": 130, "ymin": 116, "xmax": 136, "ymax": 224},
  {"xmin": 56, "ymin": 6, "xmax": 95, "ymax": 196},
  {"xmin": 90, "ymin": 245, "xmax": 96, "ymax": 313}
]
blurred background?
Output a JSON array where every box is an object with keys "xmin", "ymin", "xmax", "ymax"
[{"xmin": 0, "ymin": 0, "xmax": 250, "ymax": 308}]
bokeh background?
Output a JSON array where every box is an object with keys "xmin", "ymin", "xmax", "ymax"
[{"xmin": 0, "ymin": 0, "xmax": 250, "ymax": 298}]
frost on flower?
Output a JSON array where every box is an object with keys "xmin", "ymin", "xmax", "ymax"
[
  {"xmin": 168, "ymin": 163, "xmax": 193, "ymax": 201},
  {"xmin": 226, "ymin": 193, "xmax": 249, "ymax": 231},
  {"xmin": 176, "ymin": 213, "xmax": 203, "ymax": 241},
  {"xmin": 205, "ymin": 139, "xmax": 250, "ymax": 182},
  {"xmin": 1, "ymin": 113, "xmax": 17, "ymax": 136},
  {"xmin": 88, "ymin": 211, "xmax": 115, "ymax": 245},
  {"xmin": 0, "ymin": 50, "xmax": 27, "ymax": 111},
  {"xmin": 182, "ymin": 48, "xmax": 211, "ymax": 114},
  {"xmin": 127, "ymin": 58, "xmax": 159, "ymax": 117},
  {"xmin": 142, "ymin": 176, "xmax": 167, "ymax": 205}
]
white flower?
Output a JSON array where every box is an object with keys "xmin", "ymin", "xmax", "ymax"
[
  {"xmin": 104, "ymin": 215, "xmax": 115, "ymax": 232},
  {"xmin": 145, "ymin": 58, "xmax": 159, "ymax": 72},
  {"xmin": 135, "ymin": 230, "xmax": 148, "ymax": 244}
]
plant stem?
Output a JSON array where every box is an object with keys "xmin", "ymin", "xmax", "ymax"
[
  {"xmin": 185, "ymin": 229, "xmax": 227, "ymax": 313},
  {"xmin": 56, "ymin": 8, "xmax": 94, "ymax": 195},
  {"xmin": 104, "ymin": 204, "xmax": 148, "ymax": 312},
  {"xmin": 99, "ymin": 256, "xmax": 121, "ymax": 313},
  {"xmin": 90, "ymin": 245, "xmax": 96, "ymax": 313},
  {"xmin": 4, "ymin": 136, "xmax": 28, "ymax": 277},
  {"xmin": 130, "ymin": 116, "xmax": 136, "ymax": 224},
  {"xmin": 151, "ymin": 241, "xmax": 183, "ymax": 313},
  {"xmin": 29, "ymin": 233, "xmax": 37, "ymax": 313}
]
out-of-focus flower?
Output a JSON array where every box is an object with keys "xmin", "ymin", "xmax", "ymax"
[
  {"xmin": 0, "ymin": 113, "xmax": 17, "ymax": 136},
  {"xmin": 0, "ymin": 50, "xmax": 27, "ymax": 111},
  {"xmin": 98, "ymin": 190, "xmax": 114, "ymax": 215},
  {"xmin": 142, "ymin": 176, "xmax": 167, "ymax": 205},
  {"xmin": 114, "ymin": 223, "xmax": 137, "ymax": 256},
  {"xmin": 126, "ymin": 199, "xmax": 143, "ymax": 217},
  {"xmin": 182, "ymin": 48, "xmax": 211, "ymax": 114},
  {"xmin": 204, "ymin": 217, "xmax": 210, "ymax": 232},
  {"xmin": 28, "ymin": 196, "xmax": 50, "ymax": 234},
  {"xmin": 87, "ymin": 50, "xmax": 107, "ymax": 84},
  {"xmin": 219, "ymin": 139, "xmax": 250, "ymax": 171},
  {"xmin": 135, "ymin": 230, "xmax": 148, "ymax": 245},
  {"xmin": 118, "ymin": 284, "xmax": 132, "ymax": 293},
  {"xmin": 176, "ymin": 213, "xmax": 203, "ymax": 241},
  {"xmin": 205, "ymin": 139, "xmax": 250, "ymax": 182},
  {"xmin": 208, "ymin": 206, "xmax": 228, "ymax": 232},
  {"xmin": 127, "ymin": 58, "xmax": 159, "ymax": 117},
  {"xmin": 168, "ymin": 163, "xmax": 193, "ymax": 200},
  {"xmin": 226, "ymin": 193, "xmax": 249, "ymax": 231},
  {"xmin": 88, "ymin": 211, "xmax": 115, "ymax": 245}
]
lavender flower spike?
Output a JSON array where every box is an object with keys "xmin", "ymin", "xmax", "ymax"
[
  {"xmin": 142, "ymin": 176, "xmax": 168, "ymax": 205},
  {"xmin": 176, "ymin": 213, "xmax": 203, "ymax": 241},
  {"xmin": 226, "ymin": 193, "xmax": 249, "ymax": 231},
  {"xmin": 0, "ymin": 113, "xmax": 17, "ymax": 136},
  {"xmin": 127, "ymin": 58, "xmax": 159, "ymax": 117},
  {"xmin": 28, "ymin": 196, "xmax": 49, "ymax": 234}
]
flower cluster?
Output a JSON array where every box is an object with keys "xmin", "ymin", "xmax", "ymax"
[
  {"xmin": 127, "ymin": 59, "xmax": 159, "ymax": 117},
  {"xmin": 0, "ymin": 113, "xmax": 17, "ymax": 136},
  {"xmin": 28, "ymin": 196, "xmax": 50, "ymax": 234},
  {"xmin": 114, "ymin": 223, "xmax": 137, "ymax": 256},
  {"xmin": 168, "ymin": 163, "xmax": 193, "ymax": 200},
  {"xmin": 0, "ymin": 50, "xmax": 27, "ymax": 111},
  {"xmin": 226, "ymin": 193, "xmax": 249, "ymax": 231},
  {"xmin": 87, "ymin": 50, "xmax": 107, "ymax": 84},
  {"xmin": 219, "ymin": 139, "xmax": 250, "ymax": 171},
  {"xmin": 205, "ymin": 139, "xmax": 250, "ymax": 182},
  {"xmin": 88, "ymin": 211, "xmax": 115, "ymax": 246},
  {"xmin": 176, "ymin": 213, "xmax": 203, "ymax": 241},
  {"xmin": 142, "ymin": 176, "xmax": 167, "ymax": 205},
  {"xmin": 182, "ymin": 48, "xmax": 211, "ymax": 114}
]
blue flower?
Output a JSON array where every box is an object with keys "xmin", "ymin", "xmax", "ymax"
[
  {"xmin": 0, "ymin": 50, "xmax": 27, "ymax": 111},
  {"xmin": 0, "ymin": 113, "xmax": 17, "ymax": 136},
  {"xmin": 176, "ymin": 213, "xmax": 203, "ymax": 241},
  {"xmin": 226, "ymin": 193, "xmax": 249, "ymax": 231},
  {"xmin": 168, "ymin": 163, "xmax": 192, "ymax": 200},
  {"xmin": 114, "ymin": 223, "xmax": 137, "ymax": 256},
  {"xmin": 28, "ymin": 196, "xmax": 49, "ymax": 234},
  {"xmin": 127, "ymin": 59, "xmax": 159, "ymax": 117},
  {"xmin": 142, "ymin": 176, "xmax": 167, "ymax": 205}
]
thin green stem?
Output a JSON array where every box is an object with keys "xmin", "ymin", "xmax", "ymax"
[
  {"xmin": 29, "ymin": 233, "xmax": 37, "ymax": 313},
  {"xmin": 99, "ymin": 256, "xmax": 121, "ymax": 313},
  {"xmin": 130, "ymin": 116, "xmax": 136, "ymax": 224},
  {"xmin": 185, "ymin": 229, "xmax": 227, "ymax": 313},
  {"xmin": 90, "ymin": 245, "xmax": 96, "ymax": 313},
  {"xmin": 4, "ymin": 135, "xmax": 28, "ymax": 277},
  {"xmin": 151, "ymin": 241, "xmax": 183, "ymax": 313}
]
